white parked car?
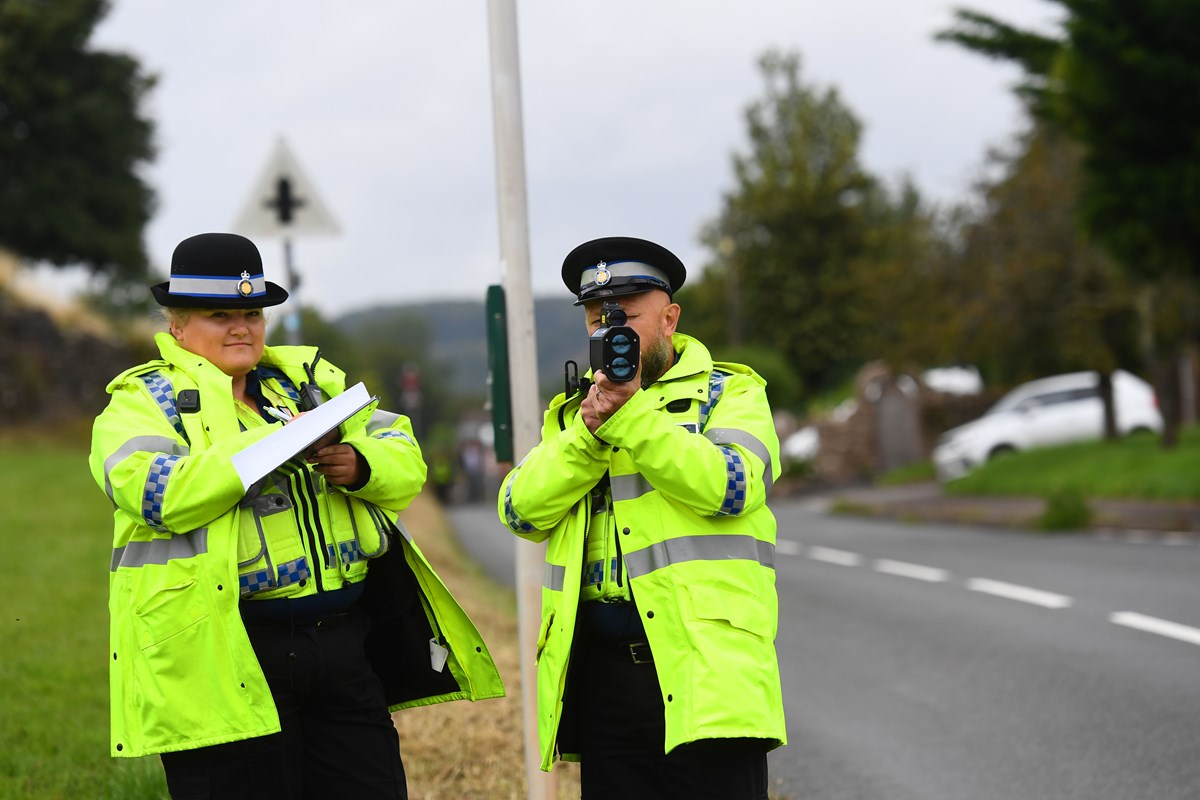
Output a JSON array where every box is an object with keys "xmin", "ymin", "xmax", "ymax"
[
  {"xmin": 782, "ymin": 425, "xmax": 820, "ymax": 462},
  {"xmin": 932, "ymin": 370, "xmax": 1162, "ymax": 482}
]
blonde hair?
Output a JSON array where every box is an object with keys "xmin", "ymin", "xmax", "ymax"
[{"xmin": 162, "ymin": 307, "xmax": 193, "ymax": 328}]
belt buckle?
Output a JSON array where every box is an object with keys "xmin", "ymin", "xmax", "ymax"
[{"xmin": 628, "ymin": 642, "xmax": 653, "ymax": 665}]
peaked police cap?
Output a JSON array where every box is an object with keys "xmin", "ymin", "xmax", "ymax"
[
  {"xmin": 151, "ymin": 232, "xmax": 289, "ymax": 308},
  {"xmin": 561, "ymin": 236, "xmax": 686, "ymax": 306}
]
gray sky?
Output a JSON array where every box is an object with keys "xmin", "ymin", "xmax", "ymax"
[{"xmin": 72, "ymin": 0, "xmax": 1060, "ymax": 317}]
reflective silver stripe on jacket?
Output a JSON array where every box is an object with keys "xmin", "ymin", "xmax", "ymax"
[
  {"xmin": 366, "ymin": 410, "xmax": 401, "ymax": 436},
  {"xmin": 102, "ymin": 435, "xmax": 189, "ymax": 499},
  {"xmin": 111, "ymin": 529, "xmax": 209, "ymax": 571},
  {"xmin": 623, "ymin": 534, "xmax": 774, "ymax": 580},
  {"xmin": 704, "ymin": 427, "xmax": 774, "ymax": 491},
  {"xmin": 611, "ymin": 473, "xmax": 653, "ymax": 502},
  {"xmin": 544, "ymin": 562, "xmax": 567, "ymax": 591}
]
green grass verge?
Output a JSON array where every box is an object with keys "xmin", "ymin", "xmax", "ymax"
[
  {"xmin": 945, "ymin": 426, "xmax": 1200, "ymax": 501},
  {"xmin": 876, "ymin": 460, "xmax": 936, "ymax": 486},
  {"xmin": 0, "ymin": 436, "xmax": 169, "ymax": 800}
]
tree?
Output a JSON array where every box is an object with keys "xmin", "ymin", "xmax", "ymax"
[
  {"xmin": 939, "ymin": 1, "xmax": 1200, "ymax": 446},
  {"xmin": 1054, "ymin": 2, "xmax": 1200, "ymax": 284},
  {"xmin": 693, "ymin": 51, "xmax": 876, "ymax": 399},
  {"xmin": 847, "ymin": 177, "xmax": 948, "ymax": 375},
  {"xmin": 935, "ymin": 8, "xmax": 1061, "ymax": 112},
  {"xmin": 0, "ymin": 0, "xmax": 156, "ymax": 288},
  {"xmin": 1056, "ymin": 2, "xmax": 1200, "ymax": 445},
  {"xmin": 948, "ymin": 124, "xmax": 1142, "ymax": 400}
]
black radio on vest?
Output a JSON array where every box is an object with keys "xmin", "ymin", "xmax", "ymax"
[{"xmin": 299, "ymin": 352, "xmax": 326, "ymax": 411}]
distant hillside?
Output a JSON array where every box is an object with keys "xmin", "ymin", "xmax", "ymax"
[{"xmin": 336, "ymin": 297, "xmax": 588, "ymax": 399}]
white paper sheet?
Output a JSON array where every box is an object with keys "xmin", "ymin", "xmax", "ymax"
[{"xmin": 231, "ymin": 382, "xmax": 374, "ymax": 491}]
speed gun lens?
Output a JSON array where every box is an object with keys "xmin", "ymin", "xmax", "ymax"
[
  {"xmin": 610, "ymin": 333, "xmax": 632, "ymax": 355},
  {"xmin": 610, "ymin": 358, "xmax": 633, "ymax": 379}
]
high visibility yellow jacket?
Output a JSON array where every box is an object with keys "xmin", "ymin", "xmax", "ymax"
[
  {"xmin": 498, "ymin": 333, "xmax": 786, "ymax": 770},
  {"xmin": 91, "ymin": 333, "xmax": 504, "ymax": 758}
]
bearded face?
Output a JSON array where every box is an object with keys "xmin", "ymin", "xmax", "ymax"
[
  {"xmin": 584, "ymin": 289, "xmax": 681, "ymax": 389},
  {"xmin": 639, "ymin": 330, "xmax": 675, "ymax": 389}
]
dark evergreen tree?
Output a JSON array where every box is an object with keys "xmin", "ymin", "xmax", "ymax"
[{"xmin": 0, "ymin": 0, "xmax": 157, "ymax": 288}]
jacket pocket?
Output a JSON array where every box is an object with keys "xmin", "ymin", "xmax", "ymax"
[
  {"xmin": 237, "ymin": 491, "xmax": 293, "ymax": 567},
  {"xmin": 535, "ymin": 610, "xmax": 555, "ymax": 664},
  {"xmin": 323, "ymin": 490, "xmax": 389, "ymax": 565},
  {"xmin": 133, "ymin": 578, "xmax": 208, "ymax": 650},
  {"xmin": 685, "ymin": 577, "xmax": 775, "ymax": 640}
]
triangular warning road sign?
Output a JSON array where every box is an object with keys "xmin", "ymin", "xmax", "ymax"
[{"xmin": 233, "ymin": 137, "xmax": 340, "ymax": 238}]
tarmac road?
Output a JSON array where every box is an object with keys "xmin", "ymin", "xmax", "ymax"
[
  {"xmin": 448, "ymin": 499, "xmax": 1200, "ymax": 799},
  {"xmin": 766, "ymin": 503, "xmax": 1200, "ymax": 800}
]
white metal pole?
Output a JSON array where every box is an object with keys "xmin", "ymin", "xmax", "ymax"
[{"xmin": 485, "ymin": 2, "xmax": 554, "ymax": 798}]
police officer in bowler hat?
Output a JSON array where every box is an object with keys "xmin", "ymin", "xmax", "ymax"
[{"xmin": 91, "ymin": 232, "xmax": 503, "ymax": 799}]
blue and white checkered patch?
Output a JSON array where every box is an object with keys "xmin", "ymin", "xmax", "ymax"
[
  {"xmin": 239, "ymin": 568, "xmax": 273, "ymax": 597},
  {"xmin": 141, "ymin": 454, "xmax": 180, "ymax": 531},
  {"xmin": 717, "ymin": 446, "xmax": 747, "ymax": 516},
  {"xmin": 374, "ymin": 429, "xmax": 415, "ymax": 445},
  {"xmin": 583, "ymin": 558, "xmax": 618, "ymax": 586},
  {"xmin": 698, "ymin": 371, "xmax": 727, "ymax": 432},
  {"xmin": 327, "ymin": 540, "xmax": 364, "ymax": 565},
  {"xmin": 276, "ymin": 557, "xmax": 311, "ymax": 587},
  {"xmin": 503, "ymin": 470, "xmax": 535, "ymax": 533},
  {"xmin": 141, "ymin": 372, "xmax": 184, "ymax": 439}
]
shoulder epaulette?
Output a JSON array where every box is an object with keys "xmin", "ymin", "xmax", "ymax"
[
  {"xmin": 699, "ymin": 369, "xmax": 728, "ymax": 432},
  {"xmin": 138, "ymin": 371, "xmax": 186, "ymax": 440}
]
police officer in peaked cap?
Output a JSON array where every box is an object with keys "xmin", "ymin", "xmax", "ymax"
[{"xmin": 500, "ymin": 235, "xmax": 786, "ymax": 798}]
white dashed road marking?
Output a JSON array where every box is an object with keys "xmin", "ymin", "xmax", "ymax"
[
  {"xmin": 793, "ymin": 543, "xmax": 1197, "ymax": 649},
  {"xmin": 965, "ymin": 578, "xmax": 1073, "ymax": 609},
  {"xmin": 1110, "ymin": 612, "xmax": 1200, "ymax": 647},
  {"xmin": 806, "ymin": 546, "xmax": 862, "ymax": 567},
  {"xmin": 873, "ymin": 559, "xmax": 949, "ymax": 583},
  {"xmin": 775, "ymin": 539, "xmax": 803, "ymax": 556}
]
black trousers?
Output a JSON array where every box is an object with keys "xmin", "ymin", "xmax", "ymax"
[
  {"xmin": 573, "ymin": 630, "xmax": 769, "ymax": 800},
  {"xmin": 160, "ymin": 603, "xmax": 407, "ymax": 800}
]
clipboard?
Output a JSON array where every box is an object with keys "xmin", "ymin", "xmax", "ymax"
[{"xmin": 231, "ymin": 381, "xmax": 377, "ymax": 491}]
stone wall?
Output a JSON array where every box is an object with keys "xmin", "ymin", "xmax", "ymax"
[
  {"xmin": 811, "ymin": 361, "xmax": 997, "ymax": 486},
  {"xmin": 0, "ymin": 294, "xmax": 144, "ymax": 428}
]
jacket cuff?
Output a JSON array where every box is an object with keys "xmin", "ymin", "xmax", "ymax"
[
  {"xmin": 572, "ymin": 405, "xmax": 613, "ymax": 451},
  {"xmin": 593, "ymin": 387, "xmax": 652, "ymax": 446}
]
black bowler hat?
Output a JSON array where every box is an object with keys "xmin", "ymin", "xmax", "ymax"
[
  {"xmin": 561, "ymin": 236, "xmax": 686, "ymax": 306},
  {"xmin": 151, "ymin": 232, "xmax": 289, "ymax": 308}
]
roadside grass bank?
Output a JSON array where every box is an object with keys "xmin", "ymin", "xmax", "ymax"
[
  {"xmin": 944, "ymin": 425, "xmax": 1200, "ymax": 501},
  {"xmin": 0, "ymin": 433, "xmax": 580, "ymax": 799}
]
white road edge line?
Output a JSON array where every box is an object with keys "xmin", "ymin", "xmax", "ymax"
[
  {"xmin": 806, "ymin": 546, "xmax": 861, "ymax": 567},
  {"xmin": 966, "ymin": 578, "xmax": 1073, "ymax": 609},
  {"xmin": 1110, "ymin": 612, "xmax": 1200, "ymax": 647},
  {"xmin": 873, "ymin": 559, "xmax": 948, "ymax": 583},
  {"xmin": 775, "ymin": 539, "xmax": 803, "ymax": 556}
]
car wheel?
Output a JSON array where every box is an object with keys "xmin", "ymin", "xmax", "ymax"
[{"xmin": 987, "ymin": 444, "xmax": 1016, "ymax": 461}]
